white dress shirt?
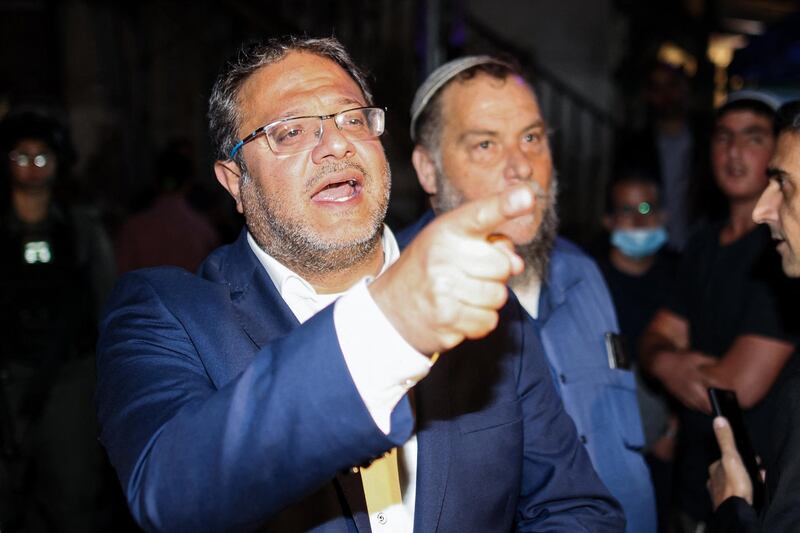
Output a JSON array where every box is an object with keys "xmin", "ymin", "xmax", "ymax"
[
  {"xmin": 247, "ymin": 227, "xmax": 429, "ymax": 532},
  {"xmin": 511, "ymin": 276, "xmax": 542, "ymax": 319}
]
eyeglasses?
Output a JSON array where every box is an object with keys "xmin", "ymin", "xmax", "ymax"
[
  {"xmin": 9, "ymin": 151, "xmax": 52, "ymax": 168},
  {"xmin": 229, "ymin": 106, "xmax": 386, "ymax": 159}
]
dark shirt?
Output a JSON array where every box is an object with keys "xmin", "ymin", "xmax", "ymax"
[
  {"xmin": 0, "ymin": 207, "xmax": 97, "ymax": 363},
  {"xmin": 709, "ymin": 366, "xmax": 800, "ymax": 532},
  {"xmin": 597, "ymin": 250, "xmax": 680, "ymax": 364},
  {"xmin": 667, "ymin": 221, "xmax": 799, "ymax": 521}
]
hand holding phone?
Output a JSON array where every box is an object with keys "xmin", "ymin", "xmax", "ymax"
[{"xmin": 707, "ymin": 387, "xmax": 765, "ymax": 510}]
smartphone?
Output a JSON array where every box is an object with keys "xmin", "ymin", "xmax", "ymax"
[
  {"xmin": 604, "ymin": 332, "xmax": 630, "ymax": 370},
  {"xmin": 707, "ymin": 387, "xmax": 765, "ymax": 510}
]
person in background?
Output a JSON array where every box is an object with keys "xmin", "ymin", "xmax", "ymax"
[
  {"xmin": 0, "ymin": 108, "xmax": 117, "ymax": 531},
  {"xmin": 640, "ymin": 91, "xmax": 799, "ymax": 531},
  {"xmin": 115, "ymin": 139, "xmax": 220, "ymax": 273},
  {"xmin": 401, "ymin": 54, "xmax": 655, "ymax": 533},
  {"xmin": 707, "ymin": 99, "xmax": 800, "ymax": 533},
  {"xmin": 596, "ymin": 171, "xmax": 680, "ymax": 532},
  {"xmin": 616, "ymin": 61, "xmax": 708, "ymax": 251}
]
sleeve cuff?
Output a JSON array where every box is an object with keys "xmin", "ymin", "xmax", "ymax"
[{"xmin": 334, "ymin": 280, "xmax": 433, "ymax": 434}]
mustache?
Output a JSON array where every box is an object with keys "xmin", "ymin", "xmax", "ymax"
[
  {"xmin": 303, "ymin": 160, "xmax": 368, "ymax": 192},
  {"xmin": 527, "ymin": 180, "xmax": 549, "ymax": 202}
]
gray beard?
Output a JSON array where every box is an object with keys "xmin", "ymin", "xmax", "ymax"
[
  {"xmin": 240, "ymin": 159, "xmax": 390, "ymax": 277},
  {"xmin": 509, "ymin": 185, "xmax": 558, "ymax": 288},
  {"xmin": 430, "ymin": 167, "xmax": 559, "ymax": 285}
]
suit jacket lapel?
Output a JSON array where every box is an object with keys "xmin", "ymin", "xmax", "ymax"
[
  {"xmin": 215, "ymin": 232, "xmax": 373, "ymax": 529},
  {"xmin": 412, "ymin": 356, "xmax": 453, "ymax": 533},
  {"xmin": 335, "ymin": 471, "xmax": 371, "ymax": 533},
  {"xmin": 222, "ymin": 231, "xmax": 298, "ymax": 352}
]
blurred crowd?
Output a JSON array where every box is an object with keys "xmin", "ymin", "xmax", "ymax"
[{"xmin": 0, "ymin": 43, "xmax": 798, "ymax": 533}]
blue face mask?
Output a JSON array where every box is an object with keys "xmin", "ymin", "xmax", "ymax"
[{"xmin": 611, "ymin": 227, "xmax": 668, "ymax": 258}]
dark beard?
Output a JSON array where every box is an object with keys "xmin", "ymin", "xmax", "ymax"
[{"xmin": 240, "ymin": 159, "xmax": 390, "ymax": 277}]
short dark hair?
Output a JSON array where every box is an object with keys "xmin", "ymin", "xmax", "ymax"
[
  {"xmin": 776, "ymin": 100, "xmax": 800, "ymax": 136},
  {"xmin": 208, "ymin": 36, "xmax": 373, "ymax": 163},
  {"xmin": 414, "ymin": 59, "xmax": 525, "ymax": 154}
]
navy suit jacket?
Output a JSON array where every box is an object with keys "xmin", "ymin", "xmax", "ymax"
[{"xmin": 96, "ymin": 229, "xmax": 624, "ymax": 532}]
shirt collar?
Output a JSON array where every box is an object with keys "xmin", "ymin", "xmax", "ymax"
[{"xmin": 247, "ymin": 225, "xmax": 400, "ymax": 319}]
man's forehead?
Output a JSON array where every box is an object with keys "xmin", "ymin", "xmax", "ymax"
[
  {"xmin": 715, "ymin": 109, "xmax": 774, "ymax": 131},
  {"xmin": 14, "ymin": 138, "xmax": 52, "ymax": 151},
  {"xmin": 237, "ymin": 51, "xmax": 365, "ymax": 128},
  {"xmin": 441, "ymin": 72, "xmax": 541, "ymax": 130}
]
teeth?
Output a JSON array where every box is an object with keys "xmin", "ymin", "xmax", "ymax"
[{"xmin": 348, "ymin": 179, "xmax": 356, "ymax": 186}]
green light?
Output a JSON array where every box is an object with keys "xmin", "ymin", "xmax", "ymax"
[{"xmin": 638, "ymin": 202, "xmax": 651, "ymax": 215}]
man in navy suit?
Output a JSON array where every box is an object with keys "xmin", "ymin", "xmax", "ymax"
[{"xmin": 96, "ymin": 36, "xmax": 623, "ymax": 532}]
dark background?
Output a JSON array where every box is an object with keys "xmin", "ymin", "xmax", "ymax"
[{"xmin": 2, "ymin": 0, "xmax": 799, "ymax": 245}]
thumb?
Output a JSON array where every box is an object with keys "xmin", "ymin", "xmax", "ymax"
[
  {"xmin": 443, "ymin": 183, "xmax": 536, "ymax": 238},
  {"xmin": 713, "ymin": 416, "xmax": 740, "ymax": 458}
]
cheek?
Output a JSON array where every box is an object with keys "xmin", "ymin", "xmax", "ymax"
[
  {"xmin": 711, "ymin": 148, "xmax": 726, "ymax": 170},
  {"xmin": 785, "ymin": 200, "xmax": 800, "ymax": 237},
  {"xmin": 443, "ymin": 161, "xmax": 499, "ymax": 200},
  {"xmin": 749, "ymin": 150, "xmax": 773, "ymax": 175},
  {"xmin": 614, "ymin": 219, "xmax": 636, "ymax": 230},
  {"xmin": 531, "ymin": 152, "xmax": 553, "ymax": 183},
  {"xmin": 260, "ymin": 157, "xmax": 303, "ymax": 192}
]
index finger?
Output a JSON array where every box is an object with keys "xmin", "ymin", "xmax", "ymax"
[
  {"xmin": 443, "ymin": 183, "xmax": 536, "ymax": 238},
  {"xmin": 713, "ymin": 416, "xmax": 739, "ymax": 458}
]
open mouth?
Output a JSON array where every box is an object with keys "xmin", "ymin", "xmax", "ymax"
[
  {"xmin": 725, "ymin": 165, "xmax": 747, "ymax": 178},
  {"xmin": 311, "ymin": 175, "xmax": 362, "ymax": 203}
]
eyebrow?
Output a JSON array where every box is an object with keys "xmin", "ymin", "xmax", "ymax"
[
  {"xmin": 275, "ymin": 98, "xmax": 365, "ymax": 121},
  {"xmin": 459, "ymin": 120, "xmax": 546, "ymax": 141}
]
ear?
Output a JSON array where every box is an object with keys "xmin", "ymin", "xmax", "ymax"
[
  {"xmin": 214, "ymin": 160, "xmax": 244, "ymax": 214},
  {"xmin": 411, "ymin": 145, "xmax": 438, "ymax": 195}
]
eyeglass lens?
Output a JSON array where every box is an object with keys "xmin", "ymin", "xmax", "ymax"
[
  {"xmin": 267, "ymin": 107, "xmax": 384, "ymax": 154},
  {"xmin": 10, "ymin": 152, "xmax": 49, "ymax": 168}
]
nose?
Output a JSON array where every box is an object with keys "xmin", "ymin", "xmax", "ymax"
[
  {"xmin": 311, "ymin": 121, "xmax": 355, "ymax": 163},
  {"xmin": 503, "ymin": 145, "xmax": 532, "ymax": 183},
  {"xmin": 753, "ymin": 180, "xmax": 781, "ymax": 225},
  {"xmin": 726, "ymin": 136, "xmax": 744, "ymax": 160}
]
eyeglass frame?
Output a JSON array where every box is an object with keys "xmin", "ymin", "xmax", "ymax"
[
  {"xmin": 9, "ymin": 151, "xmax": 53, "ymax": 169},
  {"xmin": 228, "ymin": 106, "xmax": 387, "ymax": 159}
]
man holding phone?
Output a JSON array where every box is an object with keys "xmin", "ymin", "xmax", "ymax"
[{"xmin": 707, "ymin": 100, "xmax": 800, "ymax": 532}]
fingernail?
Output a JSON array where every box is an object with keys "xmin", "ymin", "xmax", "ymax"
[
  {"xmin": 713, "ymin": 417, "xmax": 727, "ymax": 428},
  {"xmin": 508, "ymin": 187, "xmax": 533, "ymax": 211}
]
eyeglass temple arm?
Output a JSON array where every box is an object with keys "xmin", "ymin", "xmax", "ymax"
[{"xmin": 228, "ymin": 140, "xmax": 245, "ymax": 159}]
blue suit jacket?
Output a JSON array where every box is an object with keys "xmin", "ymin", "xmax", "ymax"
[
  {"xmin": 96, "ymin": 229, "xmax": 624, "ymax": 532},
  {"xmin": 398, "ymin": 212, "xmax": 656, "ymax": 533}
]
